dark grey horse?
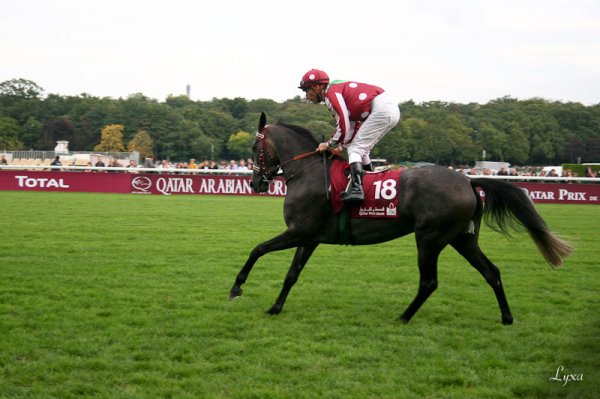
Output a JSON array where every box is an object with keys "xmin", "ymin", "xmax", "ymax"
[{"xmin": 230, "ymin": 113, "xmax": 573, "ymax": 324}]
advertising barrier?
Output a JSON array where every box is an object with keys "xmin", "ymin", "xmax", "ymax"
[
  {"xmin": 0, "ymin": 170, "xmax": 287, "ymax": 197},
  {"xmin": 1, "ymin": 170, "xmax": 599, "ymax": 204}
]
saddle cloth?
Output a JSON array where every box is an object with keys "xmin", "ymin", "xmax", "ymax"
[{"xmin": 330, "ymin": 159, "xmax": 403, "ymax": 218}]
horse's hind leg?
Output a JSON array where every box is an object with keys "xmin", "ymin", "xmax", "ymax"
[
  {"xmin": 451, "ymin": 234, "xmax": 513, "ymax": 325},
  {"xmin": 399, "ymin": 231, "xmax": 446, "ymax": 324},
  {"xmin": 267, "ymin": 243, "xmax": 318, "ymax": 315},
  {"xmin": 230, "ymin": 230, "xmax": 302, "ymax": 299}
]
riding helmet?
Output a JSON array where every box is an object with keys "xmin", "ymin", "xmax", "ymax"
[{"xmin": 298, "ymin": 69, "xmax": 329, "ymax": 90}]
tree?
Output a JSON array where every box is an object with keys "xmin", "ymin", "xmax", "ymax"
[
  {"xmin": 94, "ymin": 124, "xmax": 126, "ymax": 152},
  {"xmin": 305, "ymin": 120, "xmax": 334, "ymax": 139},
  {"xmin": 165, "ymin": 95, "xmax": 195, "ymax": 109},
  {"xmin": 0, "ymin": 78, "xmax": 44, "ymax": 101},
  {"xmin": 0, "ymin": 79, "xmax": 44, "ymax": 127},
  {"xmin": 128, "ymin": 130, "xmax": 154, "ymax": 159},
  {"xmin": 386, "ymin": 117, "xmax": 428, "ymax": 161},
  {"xmin": 20, "ymin": 117, "xmax": 42, "ymax": 149},
  {"xmin": 440, "ymin": 115, "xmax": 477, "ymax": 164},
  {"xmin": 0, "ymin": 116, "xmax": 23, "ymax": 150},
  {"xmin": 504, "ymin": 125, "xmax": 530, "ymax": 164},
  {"xmin": 38, "ymin": 116, "xmax": 76, "ymax": 150},
  {"xmin": 190, "ymin": 134, "xmax": 217, "ymax": 160},
  {"xmin": 216, "ymin": 97, "xmax": 248, "ymax": 119},
  {"xmin": 476, "ymin": 122, "xmax": 507, "ymax": 161},
  {"xmin": 3, "ymin": 79, "xmax": 600, "ymax": 165},
  {"xmin": 227, "ymin": 131, "xmax": 253, "ymax": 159}
]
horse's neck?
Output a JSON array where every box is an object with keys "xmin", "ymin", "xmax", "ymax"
[
  {"xmin": 272, "ymin": 131, "xmax": 329, "ymax": 192},
  {"xmin": 283, "ymin": 156, "xmax": 332, "ymax": 199}
]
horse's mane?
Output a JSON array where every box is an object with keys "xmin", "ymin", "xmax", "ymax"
[{"xmin": 275, "ymin": 121, "xmax": 319, "ymax": 146}]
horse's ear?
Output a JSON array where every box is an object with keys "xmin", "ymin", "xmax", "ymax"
[{"xmin": 258, "ymin": 112, "xmax": 267, "ymax": 132}]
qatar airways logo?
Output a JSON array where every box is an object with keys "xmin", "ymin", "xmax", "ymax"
[{"xmin": 14, "ymin": 175, "xmax": 70, "ymax": 189}]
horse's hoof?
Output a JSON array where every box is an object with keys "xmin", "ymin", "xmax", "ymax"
[
  {"xmin": 266, "ymin": 305, "xmax": 282, "ymax": 315},
  {"xmin": 229, "ymin": 287, "xmax": 243, "ymax": 300},
  {"xmin": 502, "ymin": 316, "xmax": 513, "ymax": 325},
  {"xmin": 398, "ymin": 313, "xmax": 412, "ymax": 324}
]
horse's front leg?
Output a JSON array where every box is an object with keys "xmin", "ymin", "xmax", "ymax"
[
  {"xmin": 267, "ymin": 243, "xmax": 318, "ymax": 315},
  {"xmin": 230, "ymin": 230, "xmax": 301, "ymax": 299}
]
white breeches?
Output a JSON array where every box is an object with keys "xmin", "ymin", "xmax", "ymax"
[{"xmin": 346, "ymin": 92, "xmax": 400, "ymax": 165}]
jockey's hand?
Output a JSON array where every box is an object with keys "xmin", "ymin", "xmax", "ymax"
[
  {"xmin": 328, "ymin": 147, "xmax": 343, "ymax": 159},
  {"xmin": 316, "ymin": 142, "xmax": 329, "ymax": 152}
]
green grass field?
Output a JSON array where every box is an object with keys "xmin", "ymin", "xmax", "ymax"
[{"xmin": 0, "ymin": 191, "xmax": 598, "ymax": 398}]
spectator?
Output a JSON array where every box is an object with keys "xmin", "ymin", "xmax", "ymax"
[
  {"xmin": 228, "ymin": 160, "xmax": 238, "ymax": 170},
  {"xmin": 107, "ymin": 159, "xmax": 122, "ymax": 173},
  {"xmin": 126, "ymin": 159, "xmax": 138, "ymax": 173},
  {"xmin": 144, "ymin": 158, "xmax": 155, "ymax": 168},
  {"xmin": 238, "ymin": 159, "xmax": 249, "ymax": 171},
  {"xmin": 156, "ymin": 160, "xmax": 173, "ymax": 173},
  {"xmin": 94, "ymin": 158, "xmax": 106, "ymax": 173},
  {"xmin": 497, "ymin": 167, "xmax": 509, "ymax": 176},
  {"xmin": 0, "ymin": 155, "xmax": 7, "ymax": 165},
  {"xmin": 50, "ymin": 156, "xmax": 62, "ymax": 169},
  {"xmin": 188, "ymin": 159, "xmax": 198, "ymax": 169},
  {"xmin": 200, "ymin": 160, "xmax": 210, "ymax": 169},
  {"xmin": 584, "ymin": 167, "xmax": 596, "ymax": 178},
  {"xmin": 210, "ymin": 160, "xmax": 219, "ymax": 170}
]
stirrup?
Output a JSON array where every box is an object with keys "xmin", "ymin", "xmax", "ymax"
[
  {"xmin": 341, "ymin": 189, "xmax": 364, "ymax": 203},
  {"xmin": 340, "ymin": 179, "xmax": 364, "ymax": 203}
]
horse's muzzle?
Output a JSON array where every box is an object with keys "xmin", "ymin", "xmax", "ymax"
[{"xmin": 251, "ymin": 175, "xmax": 271, "ymax": 193}]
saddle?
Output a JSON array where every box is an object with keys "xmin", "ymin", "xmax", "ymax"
[{"xmin": 330, "ymin": 159, "xmax": 403, "ymax": 218}]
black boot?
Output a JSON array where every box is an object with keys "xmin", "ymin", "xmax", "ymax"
[
  {"xmin": 341, "ymin": 162, "xmax": 365, "ymax": 203},
  {"xmin": 363, "ymin": 163, "xmax": 373, "ymax": 172}
]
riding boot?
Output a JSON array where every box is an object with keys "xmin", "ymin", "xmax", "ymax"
[
  {"xmin": 341, "ymin": 162, "xmax": 365, "ymax": 203},
  {"xmin": 363, "ymin": 163, "xmax": 373, "ymax": 172}
]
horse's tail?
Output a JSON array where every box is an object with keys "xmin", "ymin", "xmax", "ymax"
[{"xmin": 470, "ymin": 178, "xmax": 574, "ymax": 268}]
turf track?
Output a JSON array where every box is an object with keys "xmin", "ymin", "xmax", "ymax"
[{"xmin": 0, "ymin": 191, "xmax": 598, "ymax": 398}]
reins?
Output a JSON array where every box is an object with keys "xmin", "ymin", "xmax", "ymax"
[
  {"xmin": 282, "ymin": 157, "xmax": 323, "ymax": 184},
  {"xmin": 280, "ymin": 150, "xmax": 320, "ymax": 167}
]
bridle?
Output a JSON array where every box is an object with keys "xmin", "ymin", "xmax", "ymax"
[
  {"xmin": 253, "ymin": 127, "xmax": 281, "ymax": 182},
  {"xmin": 253, "ymin": 126, "xmax": 323, "ymax": 184}
]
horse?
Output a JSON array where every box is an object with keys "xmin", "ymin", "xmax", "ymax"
[{"xmin": 229, "ymin": 112, "xmax": 574, "ymax": 324}]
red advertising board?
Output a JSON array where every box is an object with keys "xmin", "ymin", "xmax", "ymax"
[
  {"xmin": 1, "ymin": 170, "xmax": 599, "ymax": 204},
  {"xmin": 0, "ymin": 171, "xmax": 287, "ymax": 196},
  {"xmin": 512, "ymin": 182, "xmax": 600, "ymax": 204}
]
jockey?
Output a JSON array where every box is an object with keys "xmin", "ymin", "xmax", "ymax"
[{"xmin": 299, "ymin": 69, "xmax": 400, "ymax": 203}]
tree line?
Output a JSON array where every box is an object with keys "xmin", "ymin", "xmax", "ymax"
[{"xmin": 1, "ymin": 78, "xmax": 599, "ymax": 166}]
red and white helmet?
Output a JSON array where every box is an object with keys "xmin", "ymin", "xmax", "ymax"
[{"xmin": 298, "ymin": 69, "xmax": 329, "ymax": 90}]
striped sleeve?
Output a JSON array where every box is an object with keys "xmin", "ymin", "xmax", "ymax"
[{"xmin": 325, "ymin": 92, "xmax": 351, "ymax": 143}]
